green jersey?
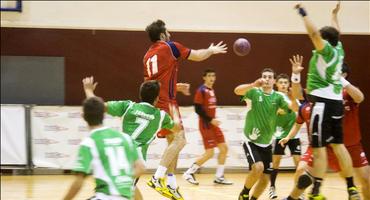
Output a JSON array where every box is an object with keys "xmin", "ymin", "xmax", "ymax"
[
  {"xmin": 107, "ymin": 100, "xmax": 174, "ymax": 160},
  {"xmin": 307, "ymin": 41, "xmax": 344, "ymax": 100},
  {"xmin": 241, "ymin": 88, "xmax": 290, "ymax": 146},
  {"xmin": 73, "ymin": 127, "xmax": 138, "ymax": 199},
  {"xmin": 274, "ymin": 92, "xmax": 297, "ymax": 139}
]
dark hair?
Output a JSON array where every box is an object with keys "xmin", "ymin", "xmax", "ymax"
[
  {"xmin": 261, "ymin": 68, "xmax": 276, "ymax": 78},
  {"xmin": 203, "ymin": 68, "xmax": 216, "ymax": 77},
  {"xmin": 83, "ymin": 97, "xmax": 105, "ymax": 126},
  {"xmin": 276, "ymin": 73, "xmax": 290, "ymax": 82},
  {"xmin": 140, "ymin": 80, "xmax": 160, "ymax": 104},
  {"xmin": 145, "ymin": 19, "xmax": 167, "ymax": 42},
  {"xmin": 342, "ymin": 62, "xmax": 350, "ymax": 74},
  {"xmin": 320, "ymin": 26, "xmax": 340, "ymax": 46}
]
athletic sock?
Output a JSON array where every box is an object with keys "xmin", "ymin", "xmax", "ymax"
[
  {"xmin": 154, "ymin": 165, "xmax": 167, "ymax": 179},
  {"xmin": 311, "ymin": 177, "xmax": 323, "ymax": 195},
  {"xmin": 250, "ymin": 196, "xmax": 257, "ymax": 200},
  {"xmin": 346, "ymin": 176, "xmax": 355, "ymax": 188},
  {"xmin": 270, "ymin": 168, "xmax": 278, "ymax": 187},
  {"xmin": 215, "ymin": 165, "xmax": 225, "ymax": 178},
  {"xmin": 185, "ymin": 163, "xmax": 200, "ymax": 174},
  {"xmin": 167, "ymin": 173, "xmax": 177, "ymax": 189},
  {"xmin": 287, "ymin": 196, "xmax": 297, "ymax": 200},
  {"xmin": 241, "ymin": 186, "xmax": 250, "ymax": 195}
]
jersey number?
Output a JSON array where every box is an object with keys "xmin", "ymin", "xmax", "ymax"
[
  {"xmin": 105, "ymin": 146, "xmax": 130, "ymax": 176},
  {"xmin": 146, "ymin": 55, "xmax": 158, "ymax": 77},
  {"xmin": 131, "ymin": 118, "xmax": 150, "ymax": 140}
]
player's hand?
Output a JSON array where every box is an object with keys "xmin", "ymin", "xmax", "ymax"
[
  {"xmin": 253, "ymin": 78, "xmax": 267, "ymax": 87},
  {"xmin": 177, "ymin": 83, "xmax": 191, "ymax": 96},
  {"xmin": 210, "ymin": 119, "xmax": 221, "ymax": 127},
  {"xmin": 279, "ymin": 137, "xmax": 290, "ymax": 147},
  {"xmin": 290, "ymin": 55, "xmax": 304, "ymax": 74},
  {"xmin": 209, "ymin": 41, "xmax": 227, "ymax": 54},
  {"xmin": 82, "ymin": 76, "xmax": 98, "ymax": 92},
  {"xmin": 332, "ymin": 1, "xmax": 341, "ymax": 15}
]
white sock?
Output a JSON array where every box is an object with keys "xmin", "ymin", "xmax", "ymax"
[
  {"xmin": 215, "ymin": 165, "xmax": 225, "ymax": 178},
  {"xmin": 167, "ymin": 173, "xmax": 177, "ymax": 189},
  {"xmin": 154, "ymin": 165, "xmax": 167, "ymax": 179},
  {"xmin": 185, "ymin": 163, "xmax": 200, "ymax": 174}
]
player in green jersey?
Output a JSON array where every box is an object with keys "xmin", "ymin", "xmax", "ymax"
[
  {"xmin": 234, "ymin": 68, "xmax": 297, "ymax": 200},
  {"xmin": 63, "ymin": 97, "xmax": 145, "ymax": 200},
  {"xmin": 292, "ymin": 2, "xmax": 360, "ymax": 200},
  {"xmin": 268, "ymin": 73, "xmax": 302, "ymax": 200},
  {"xmin": 82, "ymin": 77, "xmax": 181, "ymax": 200}
]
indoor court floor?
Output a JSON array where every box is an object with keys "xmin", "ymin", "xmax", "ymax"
[{"xmin": 1, "ymin": 173, "xmax": 353, "ymax": 200}]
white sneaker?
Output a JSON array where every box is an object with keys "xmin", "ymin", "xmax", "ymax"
[
  {"xmin": 214, "ymin": 176, "xmax": 233, "ymax": 185},
  {"xmin": 268, "ymin": 186, "xmax": 278, "ymax": 199},
  {"xmin": 183, "ymin": 172, "xmax": 199, "ymax": 185}
]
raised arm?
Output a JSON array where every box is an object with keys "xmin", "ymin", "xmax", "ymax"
[
  {"xmin": 82, "ymin": 76, "xmax": 109, "ymax": 111},
  {"xmin": 187, "ymin": 41, "xmax": 227, "ymax": 62},
  {"xmin": 295, "ymin": 4, "xmax": 325, "ymax": 51},
  {"xmin": 289, "ymin": 55, "xmax": 305, "ymax": 100},
  {"xmin": 341, "ymin": 78, "xmax": 365, "ymax": 104},
  {"xmin": 331, "ymin": 1, "xmax": 341, "ymax": 32},
  {"xmin": 234, "ymin": 78, "xmax": 265, "ymax": 96}
]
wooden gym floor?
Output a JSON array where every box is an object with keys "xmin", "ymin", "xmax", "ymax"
[{"xmin": 1, "ymin": 173, "xmax": 354, "ymax": 200}]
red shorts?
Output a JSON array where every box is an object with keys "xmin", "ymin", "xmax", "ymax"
[
  {"xmin": 199, "ymin": 120, "xmax": 225, "ymax": 149},
  {"xmin": 301, "ymin": 143, "xmax": 369, "ymax": 172},
  {"xmin": 156, "ymin": 101, "xmax": 183, "ymax": 138}
]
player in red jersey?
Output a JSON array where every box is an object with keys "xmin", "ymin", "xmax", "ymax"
[
  {"xmin": 182, "ymin": 69, "xmax": 233, "ymax": 185},
  {"xmin": 144, "ymin": 20, "xmax": 227, "ymax": 200},
  {"xmin": 280, "ymin": 57, "xmax": 369, "ymax": 200}
]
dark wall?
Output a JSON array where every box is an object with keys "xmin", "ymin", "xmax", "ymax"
[{"xmin": 1, "ymin": 27, "xmax": 369, "ymax": 158}]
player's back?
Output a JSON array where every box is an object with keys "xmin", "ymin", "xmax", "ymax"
[{"xmin": 80, "ymin": 127, "xmax": 137, "ymax": 198}]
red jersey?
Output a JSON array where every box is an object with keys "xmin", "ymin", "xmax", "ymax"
[
  {"xmin": 194, "ymin": 85, "xmax": 217, "ymax": 119},
  {"xmin": 342, "ymin": 89, "xmax": 361, "ymax": 146},
  {"xmin": 143, "ymin": 41, "xmax": 191, "ymax": 109}
]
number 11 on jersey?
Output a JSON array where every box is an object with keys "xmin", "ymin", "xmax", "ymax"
[{"xmin": 146, "ymin": 55, "xmax": 158, "ymax": 77}]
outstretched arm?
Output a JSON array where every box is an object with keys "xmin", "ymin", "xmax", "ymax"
[
  {"xmin": 341, "ymin": 78, "xmax": 364, "ymax": 104},
  {"xmin": 279, "ymin": 123, "xmax": 303, "ymax": 147},
  {"xmin": 82, "ymin": 76, "xmax": 108, "ymax": 111},
  {"xmin": 295, "ymin": 4, "xmax": 325, "ymax": 51},
  {"xmin": 331, "ymin": 1, "xmax": 341, "ymax": 32},
  {"xmin": 188, "ymin": 41, "xmax": 227, "ymax": 61},
  {"xmin": 289, "ymin": 55, "xmax": 305, "ymax": 100},
  {"xmin": 234, "ymin": 78, "xmax": 265, "ymax": 96}
]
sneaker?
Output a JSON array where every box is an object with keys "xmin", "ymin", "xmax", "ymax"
[
  {"xmin": 213, "ymin": 176, "xmax": 233, "ymax": 185},
  {"xmin": 168, "ymin": 185, "xmax": 184, "ymax": 200},
  {"xmin": 348, "ymin": 187, "xmax": 361, "ymax": 200},
  {"xmin": 183, "ymin": 172, "xmax": 199, "ymax": 185},
  {"xmin": 147, "ymin": 176, "xmax": 172, "ymax": 198},
  {"xmin": 238, "ymin": 193, "xmax": 249, "ymax": 200},
  {"xmin": 298, "ymin": 194, "xmax": 305, "ymax": 200},
  {"xmin": 268, "ymin": 186, "xmax": 278, "ymax": 199},
  {"xmin": 308, "ymin": 193, "xmax": 326, "ymax": 200}
]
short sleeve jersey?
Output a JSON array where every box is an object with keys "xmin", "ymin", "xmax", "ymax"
[
  {"xmin": 241, "ymin": 88, "xmax": 290, "ymax": 146},
  {"xmin": 106, "ymin": 100, "xmax": 174, "ymax": 148},
  {"xmin": 143, "ymin": 41, "xmax": 191, "ymax": 108},
  {"xmin": 73, "ymin": 127, "xmax": 138, "ymax": 198},
  {"xmin": 274, "ymin": 92, "xmax": 297, "ymax": 139},
  {"xmin": 193, "ymin": 85, "xmax": 217, "ymax": 119},
  {"xmin": 307, "ymin": 41, "xmax": 344, "ymax": 100}
]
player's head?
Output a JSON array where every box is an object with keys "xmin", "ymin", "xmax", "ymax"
[
  {"xmin": 320, "ymin": 26, "xmax": 340, "ymax": 47},
  {"xmin": 145, "ymin": 19, "xmax": 170, "ymax": 42},
  {"xmin": 203, "ymin": 68, "xmax": 216, "ymax": 86},
  {"xmin": 82, "ymin": 97, "xmax": 105, "ymax": 127},
  {"xmin": 275, "ymin": 73, "xmax": 290, "ymax": 93},
  {"xmin": 140, "ymin": 80, "xmax": 160, "ymax": 105},
  {"xmin": 261, "ymin": 68, "xmax": 276, "ymax": 89},
  {"xmin": 341, "ymin": 62, "xmax": 350, "ymax": 78}
]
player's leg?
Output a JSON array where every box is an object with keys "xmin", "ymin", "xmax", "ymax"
[
  {"xmin": 288, "ymin": 138, "xmax": 302, "ymax": 167},
  {"xmin": 239, "ymin": 142, "xmax": 266, "ymax": 200},
  {"xmin": 213, "ymin": 126, "xmax": 232, "ymax": 185},
  {"xmin": 269, "ymin": 139, "xmax": 285, "ymax": 199},
  {"xmin": 134, "ymin": 187, "xmax": 143, "ymax": 200},
  {"xmin": 252, "ymin": 174, "xmax": 270, "ymax": 199}
]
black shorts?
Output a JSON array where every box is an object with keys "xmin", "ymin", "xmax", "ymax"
[
  {"xmin": 242, "ymin": 142, "xmax": 272, "ymax": 174},
  {"xmin": 273, "ymin": 138, "xmax": 301, "ymax": 155},
  {"xmin": 308, "ymin": 95, "xmax": 344, "ymax": 148}
]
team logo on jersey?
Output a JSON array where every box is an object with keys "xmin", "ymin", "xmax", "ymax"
[
  {"xmin": 249, "ymin": 128, "xmax": 261, "ymax": 140},
  {"xmin": 209, "ymin": 90, "xmax": 215, "ymax": 97}
]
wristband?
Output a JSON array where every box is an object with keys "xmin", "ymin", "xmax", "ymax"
[
  {"xmin": 298, "ymin": 7, "xmax": 307, "ymax": 17},
  {"xmin": 291, "ymin": 73, "xmax": 301, "ymax": 83},
  {"xmin": 340, "ymin": 77, "xmax": 350, "ymax": 87}
]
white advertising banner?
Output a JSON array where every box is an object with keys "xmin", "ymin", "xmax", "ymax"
[
  {"xmin": 31, "ymin": 106, "xmax": 308, "ymax": 170},
  {"xmin": 1, "ymin": 105, "xmax": 27, "ymax": 165}
]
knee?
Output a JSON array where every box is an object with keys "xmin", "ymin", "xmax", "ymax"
[
  {"xmin": 252, "ymin": 162, "xmax": 264, "ymax": 175},
  {"xmin": 173, "ymin": 132, "xmax": 186, "ymax": 148},
  {"xmin": 297, "ymin": 174, "xmax": 313, "ymax": 189},
  {"xmin": 205, "ymin": 149, "xmax": 215, "ymax": 158},
  {"xmin": 219, "ymin": 145, "xmax": 228, "ymax": 155}
]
